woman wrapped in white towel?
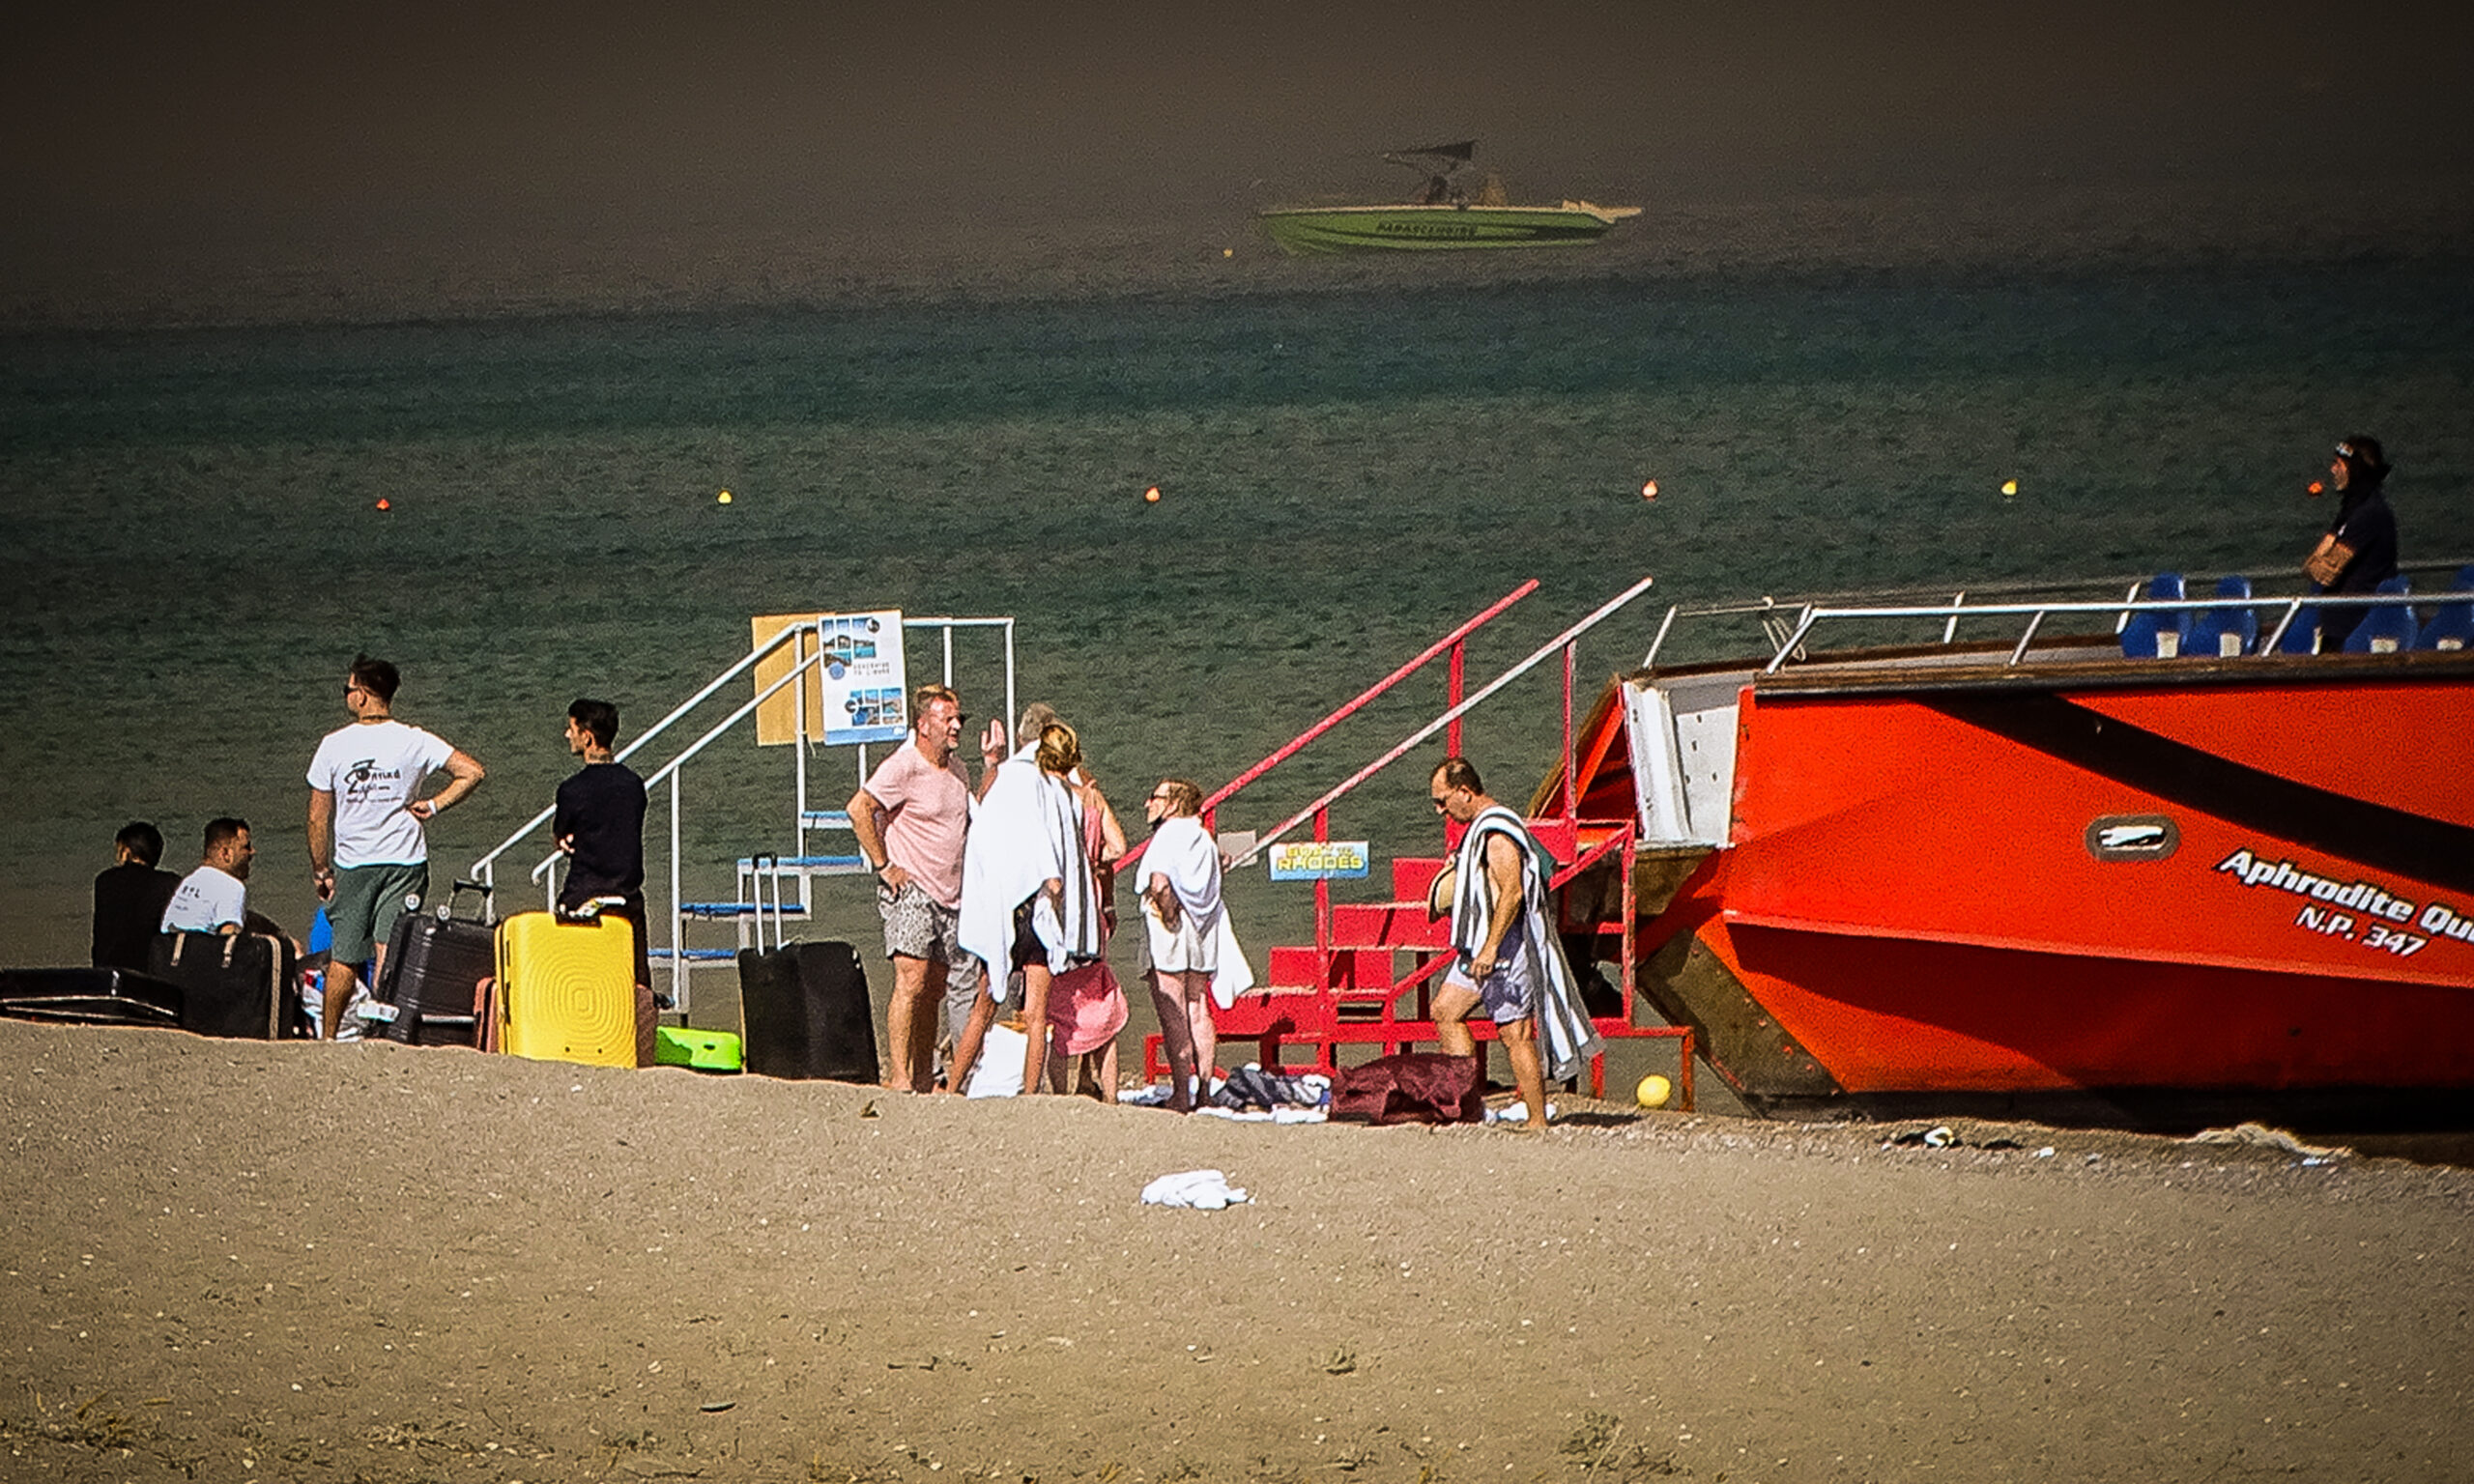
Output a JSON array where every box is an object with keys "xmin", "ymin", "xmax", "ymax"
[{"xmin": 1139, "ymin": 777, "xmax": 1252, "ymax": 1113}]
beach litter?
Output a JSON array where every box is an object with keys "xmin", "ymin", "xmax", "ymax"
[
  {"xmin": 2185, "ymin": 1122, "xmax": 2349, "ymax": 1161},
  {"xmin": 1884, "ymin": 1126, "xmax": 2025, "ymax": 1151},
  {"xmin": 1141, "ymin": 1169, "xmax": 1251, "ymax": 1210}
]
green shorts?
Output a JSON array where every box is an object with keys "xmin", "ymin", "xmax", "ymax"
[{"xmin": 329, "ymin": 860, "xmax": 431, "ymax": 964}]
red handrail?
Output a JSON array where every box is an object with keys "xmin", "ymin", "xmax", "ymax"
[{"xmin": 1118, "ymin": 580, "xmax": 1539, "ymax": 869}]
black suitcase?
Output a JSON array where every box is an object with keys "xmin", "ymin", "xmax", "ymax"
[
  {"xmin": 148, "ymin": 930, "xmax": 309, "ymax": 1040},
  {"xmin": 368, "ymin": 880, "xmax": 496, "ymax": 1046},
  {"xmin": 737, "ymin": 940, "xmax": 878, "ymax": 1082},
  {"xmin": 0, "ymin": 966, "xmax": 185, "ymax": 1029}
]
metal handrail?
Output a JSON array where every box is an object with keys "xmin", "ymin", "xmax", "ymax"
[
  {"xmin": 470, "ymin": 616, "xmax": 818, "ymax": 888},
  {"xmin": 1116, "ymin": 581, "xmax": 1540, "ymax": 871},
  {"xmin": 477, "ymin": 613, "xmax": 1017, "ymax": 887},
  {"xmin": 1759, "ymin": 591, "xmax": 2435, "ymax": 674},
  {"xmin": 1238, "ymin": 575, "xmax": 1659, "ymax": 866},
  {"xmin": 1640, "ymin": 558, "xmax": 2473, "ymax": 671},
  {"xmin": 457, "ymin": 613, "xmax": 1018, "ymax": 1012}
]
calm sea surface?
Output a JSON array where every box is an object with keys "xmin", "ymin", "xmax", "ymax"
[{"xmin": 4, "ymin": 242, "xmax": 2471, "ymax": 977}]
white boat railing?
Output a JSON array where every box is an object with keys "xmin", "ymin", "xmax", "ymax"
[{"xmin": 1633, "ymin": 560, "xmax": 2473, "ymax": 675}]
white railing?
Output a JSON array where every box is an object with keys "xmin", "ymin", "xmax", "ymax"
[
  {"xmin": 1235, "ymin": 574, "xmax": 1660, "ymax": 866},
  {"xmin": 1635, "ymin": 560, "xmax": 2471, "ymax": 674},
  {"xmin": 468, "ymin": 614, "xmax": 1017, "ymax": 1013}
]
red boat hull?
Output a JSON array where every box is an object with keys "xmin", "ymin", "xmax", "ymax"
[{"xmin": 1621, "ymin": 655, "xmax": 2474, "ymax": 1127}]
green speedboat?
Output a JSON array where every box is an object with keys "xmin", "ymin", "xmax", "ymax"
[{"xmin": 1258, "ymin": 141, "xmax": 1641, "ymax": 255}]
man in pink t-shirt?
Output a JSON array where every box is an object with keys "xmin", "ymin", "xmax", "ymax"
[{"xmin": 849, "ymin": 683, "xmax": 1006, "ymax": 1092}]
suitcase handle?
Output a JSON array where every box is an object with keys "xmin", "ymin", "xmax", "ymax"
[
  {"xmin": 441, "ymin": 878, "xmax": 496, "ymax": 925},
  {"xmin": 749, "ymin": 853, "xmax": 785, "ymax": 953}
]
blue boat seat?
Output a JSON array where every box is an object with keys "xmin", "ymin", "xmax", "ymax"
[
  {"xmin": 2185, "ymin": 575, "xmax": 2258, "ymax": 657},
  {"xmin": 2341, "ymin": 575, "xmax": 2418, "ymax": 654},
  {"xmin": 2120, "ymin": 573, "xmax": 2192, "ymax": 658},
  {"xmin": 2413, "ymin": 565, "xmax": 2474, "ymax": 652}
]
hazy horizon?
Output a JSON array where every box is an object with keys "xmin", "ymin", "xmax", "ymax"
[{"xmin": 7, "ymin": 2, "xmax": 2470, "ymax": 326}]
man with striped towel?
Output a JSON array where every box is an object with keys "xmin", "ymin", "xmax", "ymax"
[{"xmin": 1426, "ymin": 756, "xmax": 1603, "ymax": 1130}]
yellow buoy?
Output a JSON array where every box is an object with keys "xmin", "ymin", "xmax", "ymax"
[
  {"xmin": 1999, "ymin": 479, "xmax": 2018, "ymax": 497},
  {"xmin": 717, "ymin": 490, "xmax": 733, "ymax": 504},
  {"xmin": 1635, "ymin": 1073, "xmax": 1673, "ymax": 1109}
]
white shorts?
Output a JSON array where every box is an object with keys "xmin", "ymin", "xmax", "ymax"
[{"xmin": 1140, "ymin": 899, "xmax": 1218, "ymax": 975}]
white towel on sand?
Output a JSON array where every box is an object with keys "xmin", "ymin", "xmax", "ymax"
[{"xmin": 1140, "ymin": 1168, "xmax": 1251, "ymax": 1209}]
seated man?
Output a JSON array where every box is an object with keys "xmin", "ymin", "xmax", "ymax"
[
  {"xmin": 93, "ymin": 820, "xmax": 182, "ymax": 970},
  {"xmin": 160, "ymin": 817, "xmax": 259, "ymax": 936}
]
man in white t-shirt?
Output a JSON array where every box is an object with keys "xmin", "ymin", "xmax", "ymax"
[
  {"xmin": 306, "ymin": 654, "xmax": 486, "ymax": 1040},
  {"xmin": 160, "ymin": 817, "xmax": 258, "ymax": 935}
]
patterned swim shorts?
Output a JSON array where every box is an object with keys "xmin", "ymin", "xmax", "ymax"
[
  {"xmin": 877, "ymin": 880, "xmax": 980, "ymax": 994},
  {"xmin": 1443, "ymin": 950, "xmax": 1537, "ymax": 1025}
]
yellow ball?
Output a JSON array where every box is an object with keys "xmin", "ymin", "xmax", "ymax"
[
  {"xmin": 717, "ymin": 490, "xmax": 733, "ymax": 504},
  {"xmin": 1635, "ymin": 1073, "xmax": 1672, "ymax": 1109}
]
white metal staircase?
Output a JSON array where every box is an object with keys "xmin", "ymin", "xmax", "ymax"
[{"xmin": 469, "ymin": 614, "xmax": 1017, "ymax": 1015}]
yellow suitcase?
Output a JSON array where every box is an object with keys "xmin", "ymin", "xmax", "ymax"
[{"xmin": 494, "ymin": 910, "xmax": 637, "ymax": 1068}]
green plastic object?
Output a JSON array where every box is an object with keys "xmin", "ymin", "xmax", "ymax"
[{"xmin": 654, "ymin": 1024, "xmax": 743, "ymax": 1072}]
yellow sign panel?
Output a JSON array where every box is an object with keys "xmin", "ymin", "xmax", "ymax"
[{"xmin": 750, "ymin": 614, "xmax": 828, "ymax": 746}]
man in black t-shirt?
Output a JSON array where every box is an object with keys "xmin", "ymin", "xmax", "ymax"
[
  {"xmin": 555, "ymin": 699, "xmax": 651, "ymax": 1027},
  {"xmin": 2306, "ymin": 435, "xmax": 2402, "ymax": 650},
  {"xmin": 93, "ymin": 820, "xmax": 182, "ymax": 971}
]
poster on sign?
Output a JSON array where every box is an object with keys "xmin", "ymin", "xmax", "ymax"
[{"xmin": 817, "ymin": 610, "xmax": 908, "ymax": 745}]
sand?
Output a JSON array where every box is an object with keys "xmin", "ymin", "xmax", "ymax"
[{"xmin": 4, "ymin": 1018, "xmax": 2471, "ymax": 1484}]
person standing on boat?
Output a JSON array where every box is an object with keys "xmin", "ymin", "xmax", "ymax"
[
  {"xmin": 554, "ymin": 698, "xmax": 655, "ymax": 1065},
  {"xmin": 1426, "ymin": 756, "xmax": 1601, "ymax": 1131},
  {"xmin": 848, "ymin": 683, "xmax": 1004, "ymax": 1093},
  {"xmin": 2305, "ymin": 435, "xmax": 2400, "ymax": 649},
  {"xmin": 306, "ymin": 655, "xmax": 487, "ymax": 1040}
]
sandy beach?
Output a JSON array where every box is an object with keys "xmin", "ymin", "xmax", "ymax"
[{"xmin": 5, "ymin": 1017, "xmax": 2471, "ymax": 1483}]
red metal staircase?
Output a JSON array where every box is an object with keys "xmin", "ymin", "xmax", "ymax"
[{"xmin": 1138, "ymin": 576, "xmax": 1694, "ymax": 1105}]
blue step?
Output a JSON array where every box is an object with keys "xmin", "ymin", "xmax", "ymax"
[
  {"xmin": 798, "ymin": 811, "xmax": 854, "ymax": 831},
  {"xmin": 737, "ymin": 854, "xmax": 868, "ymax": 872}
]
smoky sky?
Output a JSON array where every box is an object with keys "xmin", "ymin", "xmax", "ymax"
[{"xmin": 5, "ymin": 2, "xmax": 2469, "ymax": 268}]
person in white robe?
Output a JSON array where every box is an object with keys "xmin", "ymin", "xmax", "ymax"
[
  {"xmin": 1139, "ymin": 777, "xmax": 1254, "ymax": 1112},
  {"xmin": 956, "ymin": 720, "xmax": 1102, "ymax": 1094}
]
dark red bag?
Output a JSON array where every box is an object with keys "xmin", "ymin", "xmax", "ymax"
[{"xmin": 1329, "ymin": 1052, "xmax": 1483, "ymax": 1126}]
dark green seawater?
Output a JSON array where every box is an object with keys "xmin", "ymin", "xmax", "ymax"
[{"xmin": 5, "ymin": 254, "xmax": 2472, "ymax": 976}]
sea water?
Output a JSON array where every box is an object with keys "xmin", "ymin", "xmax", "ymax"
[{"xmin": 5, "ymin": 239, "xmax": 2471, "ymax": 978}]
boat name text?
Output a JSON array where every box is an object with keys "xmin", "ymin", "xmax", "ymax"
[{"xmin": 2213, "ymin": 846, "xmax": 2474, "ymax": 956}]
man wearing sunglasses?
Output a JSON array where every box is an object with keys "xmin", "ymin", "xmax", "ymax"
[{"xmin": 306, "ymin": 654, "xmax": 486, "ymax": 1040}]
